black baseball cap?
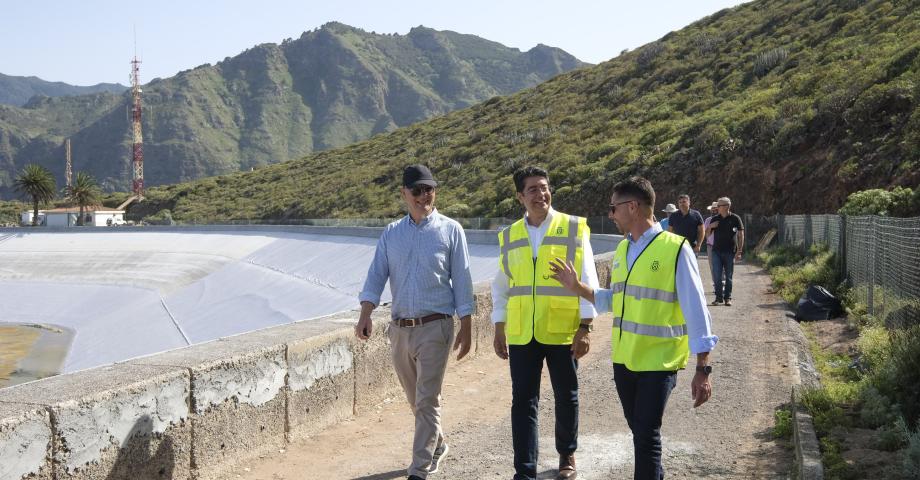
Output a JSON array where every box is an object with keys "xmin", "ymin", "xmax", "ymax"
[{"xmin": 402, "ymin": 164, "xmax": 438, "ymax": 188}]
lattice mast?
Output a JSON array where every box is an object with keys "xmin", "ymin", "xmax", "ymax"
[
  {"xmin": 64, "ymin": 138, "xmax": 72, "ymax": 187},
  {"xmin": 130, "ymin": 56, "xmax": 144, "ymax": 197}
]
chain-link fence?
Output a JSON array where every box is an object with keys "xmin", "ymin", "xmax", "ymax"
[{"xmin": 774, "ymin": 214, "xmax": 920, "ymax": 329}]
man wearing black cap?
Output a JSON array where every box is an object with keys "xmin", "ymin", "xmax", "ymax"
[{"xmin": 357, "ymin": 164, "xmax": 475, "ymax": 480}]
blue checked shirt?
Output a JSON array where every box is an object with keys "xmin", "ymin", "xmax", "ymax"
[{"xmin": 359, "ymin": 210, "xmax": 475, "ymax": 320}]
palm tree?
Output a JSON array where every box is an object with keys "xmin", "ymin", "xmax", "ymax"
[
  {"xmin": 66, "ymin": 172, "xmax": 101, "ymax": 226},
  {"xmin": 13, "ymin": 164, "xmax": 56, "ymax": 226}
]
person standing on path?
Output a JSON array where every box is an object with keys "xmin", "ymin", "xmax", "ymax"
[
  {"xmin": 659, "ymin": 203, "xmax": 676, "ymax": 231},
  {"xmin": 705, "ymin": 197, "xmax": 744, "ymax": 306},
  {"xmin": 355, "ymin": 164, "xmax": 474, "ymax": 480},
  {"xmin": 549, "ymin": 176, "xmax": 718, "ymax": 480},
  {"xmin": 492, "ymin": 166, "xmax": 599, "ymax": 480},
  {"xmin": 702, "ymin": 201, "xmax": 719, "ymax": 275},
  {"xmin": 667, "ymin": 194, "xmax": 705, "ymax": 254}
]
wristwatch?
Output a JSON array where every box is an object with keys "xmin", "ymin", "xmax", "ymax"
[
  {"xmin": 578, "ymin": 323, "xmax": 594, "ymax": 332},
  {"xmin": 695, "ymin": 365, "xmax": 712, "ymax": 375}
]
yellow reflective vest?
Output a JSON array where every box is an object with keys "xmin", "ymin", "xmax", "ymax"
[
  {"xmin": 498, "ymin": 212, "xmax": 587, "ymax": 345},
  {"xmin": 610, "ymin": 231, "xmax": 690, "ymax": 371}
]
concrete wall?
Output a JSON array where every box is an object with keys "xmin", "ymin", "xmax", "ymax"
[
  {"xmin": 0, "ymin": 249, "xmax": 616, "ymax": 480},
  {"xmin": 44, "ymin": 214, "xmax": 76, "ymax": 228}
]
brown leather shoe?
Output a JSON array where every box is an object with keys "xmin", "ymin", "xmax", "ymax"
[{"xmin": 556, "ymin": 453, "xmax": 577, "ymax": 479}]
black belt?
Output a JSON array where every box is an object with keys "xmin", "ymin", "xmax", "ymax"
[{"xmin": 393, "ymin": 313, "xmax": 451, "ymax": 327}]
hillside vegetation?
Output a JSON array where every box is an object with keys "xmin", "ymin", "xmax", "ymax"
[
  {"xmin": 124, "ymin": 0, "xmax": 920, "ymax": 223},
  {"xmin": 0, "ymin": 23, "xmax": 586, "ymax": 199}
]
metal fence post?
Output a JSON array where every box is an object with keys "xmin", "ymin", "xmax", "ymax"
[
  {"xmin": 839, "ymin": 215, "xmax": 847, "ymax": 285},
  {"xmin": 867, "ymin": 216, "xmax": 876, "ymax": 316}
]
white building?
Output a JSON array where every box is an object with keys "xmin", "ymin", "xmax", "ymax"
[
  {"xmin": 20, "ymin": 211, "xmax": 46, "ymax": 226},
  {"xmin": 22, "ymin": 207, "xmax": 126, "ymax": 227}
]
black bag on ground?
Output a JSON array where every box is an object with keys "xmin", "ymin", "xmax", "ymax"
[{"xmin": 795, "ymin": 285, "xmax": 843, "ymax": 321}]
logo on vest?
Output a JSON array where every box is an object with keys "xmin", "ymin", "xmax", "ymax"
[
  {"xmin": 651, "ymin": 260, "xmax": 660, "ymax": 272},
  {"xmin": 556, "ymin": 227, "xmax": 564, "ymax": 235}
]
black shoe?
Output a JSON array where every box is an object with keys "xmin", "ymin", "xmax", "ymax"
[
  {"xmin": 408, "ymin": 476, "xmax": 424, "ymax": 480},
  {"xmin": 711, "ymin": 298, "xmax": 723, "ymax": 306},
  {"xmin": 429, "ymin": 442, "xmax": 449, "ymax": 474}
]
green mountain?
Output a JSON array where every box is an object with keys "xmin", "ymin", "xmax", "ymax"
[
  {"xmin": 124, "ymin": 0, "xmax": 920, "ymax": 222},
  {"xmin": 0, "ymin": 73, "xmax": 127, "ymax": 107},
  {"xmin": 0, "ymin": 22, "xmax": 588, "ymax": 199}
]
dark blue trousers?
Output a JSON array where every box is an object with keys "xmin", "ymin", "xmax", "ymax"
[
  {"xmin": 613, "ymin": 363, "xmax": 678, "ymax": 480},
  {"xmin": 509, "ymin": 340, "xmax": 579, "ymax": 480},
  {"xmin": 711, "ymin": 250, "xmax": 735, "ymax": 301}
]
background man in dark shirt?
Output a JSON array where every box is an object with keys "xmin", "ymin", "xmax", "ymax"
[
  {"xmin": 668, "ymin": 194, "xmax": 705, "ymax": 253},
  {"xmin": 706, "ymin": 196, "xmax": 744, "ymax": 306}
]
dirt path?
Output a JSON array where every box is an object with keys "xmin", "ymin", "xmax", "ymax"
[{"xmin": 239, "ymin": 259, "xmax": 795, "ymax": 479}]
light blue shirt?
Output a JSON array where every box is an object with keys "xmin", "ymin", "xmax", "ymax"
[
  {"xmin": 360, "ymin": 210, "xmax": 475, "ymax": 320},
  {"xmin": 593, "ymin": 222, "xmax": 719, "ymax": 354}
]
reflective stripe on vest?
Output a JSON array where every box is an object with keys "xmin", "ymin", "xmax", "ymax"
[
  {"xmin": 613, "ymin": 317, "xmax": 689, "ymax": 338},
  {"xmin": 609, "ymin": 282, "xmax": 679, "ymax": 303},
  {"xmin": 610, "ymin": 230, "xmax": 690, "ymax": 371},
  {"xmin": 498, "ymin": 212, "xmax": 587, "ymax": 345}
]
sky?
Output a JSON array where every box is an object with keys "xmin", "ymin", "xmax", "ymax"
[{"xmin": 0, "ymin": 0, "xmax": 749, "ymax": 86}]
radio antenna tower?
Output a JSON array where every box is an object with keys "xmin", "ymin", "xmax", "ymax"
[
  {"xmin": 64, "ymin": 138, "xmax": 72, "ymax": 187},
  {"xmin": 130, "ymin": 48, "xmax": 144, "ymax": 197}
]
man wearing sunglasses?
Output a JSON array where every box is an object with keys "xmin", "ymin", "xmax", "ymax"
[
  {"xmin": 550, "ymin": 177, "xmax": 717, "ymax": 480},
  {"xmin": 357, "ymin": 164, "xmax": 474, "ymax": 480},
  {"xmin": 492, "ymin": 166, "xmax": 599, "ymax": 480}
]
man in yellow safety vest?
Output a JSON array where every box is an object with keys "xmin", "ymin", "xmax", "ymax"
[
  {"xmin": 492, "ymin": 166, "xmax": 599, "ymax": 480},
  {"xmin": 550, "ymin": 176, "xmax": 718, "ymax": 480}
]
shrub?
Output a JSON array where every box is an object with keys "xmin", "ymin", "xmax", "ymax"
[
  {"xmin": 876, "ymin": 417, "xmax": 909, "ymax": 451},
  {"xmin": 860, "ymin": 386, "xmax": 896, "ymax": 428},
  {"xmin": 753, "ymin": 47, "xmax": 789, "ymax": 77},
  {"xmin": 838, "ymin": 186, "xmax": 916, "ymax": 216},
  {"xmin": 439, "ymin": 203, "xmax": 471, "ymax": 218},
  {"xmin": 857, "ymin": 326, "xmax": 891, "ymax": 372},
  {"xmin": 773, "ymin": 406, "xmax": 793, "ymax": 439},
  {"xmin": 636, "ymin": 42, "xmax": 666, "ymax": 69},
  {"xmin": 145, "ymin": 209, "xmax": 175, "ymax": 226},
  {"xmin": 888, "ymin": 325, "xmax": 920, "ymax": 427},
  {"xmin": 757, "ymin": 244, "xmax": 806, "ymax": 270},
  {"xmin": 801, "ymin": 387, "xmax": 851, "ymax": 435},
  {"xmin": 845, "ymin": 81, "xmax": 915, "ymax": 132},
  {"xmin": 903, "ymin": 421, "xmax": 920, "ymax": 479},
  {"xmin": 695, "ymin": 124, "xmax": 730, "ymax": 152},
  {"xmin": 820, "ymin": 437, "xmax": 857, "ymax": 480}
]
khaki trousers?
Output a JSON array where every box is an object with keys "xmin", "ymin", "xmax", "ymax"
[{"xmin": 388, "ymin": 317, "xmax": 454, "ymax": 478}]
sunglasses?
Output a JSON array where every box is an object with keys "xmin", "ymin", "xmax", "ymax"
[
  {"xmin": 609, "ymin": 199, "xmax": 636, "ymax": 214},
  {"xmin": 410, "ymin": 185, "xmax": 435, "ymax": 197}
]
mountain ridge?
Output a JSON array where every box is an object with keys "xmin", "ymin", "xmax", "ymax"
[
  {"xmin": 0, "ymin": 72, "xmax": 127, "ymax": 107},
  {"xmin": 0, "ymin": 22, "xmax": 589, "ymax": 198}
]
